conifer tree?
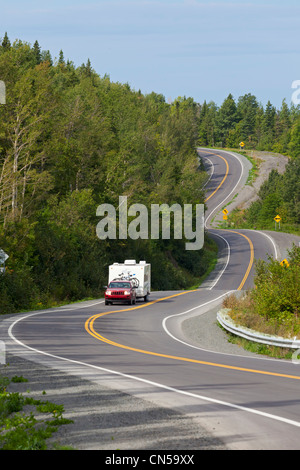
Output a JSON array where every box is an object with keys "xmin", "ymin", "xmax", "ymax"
[
  {"xmin": 33, "ymin": 40, "xmax": 42, "ymax": 64},
  {"xmin": 41, "ymin": 50, "xmax": 53, "ymax": 65},
  {"xmin": 58, "ymin": 49, "xmax": 65, "ymax": 64},
  {"xmin": 1, "ymin": 32, "xmax": 11, "ymax": 50}
]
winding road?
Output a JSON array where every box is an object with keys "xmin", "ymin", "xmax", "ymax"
[{"xmin": 2, "ymin": 148, "xmax": 300, "ymax": 450}]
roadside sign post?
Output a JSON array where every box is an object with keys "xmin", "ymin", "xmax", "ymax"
[
  {"xmin": 280, "ymin": 259, "xmax": 289, "ymax": 268},
  {"xmin": 274, "ymin": 215, "xmax": 281, "ymax": 230},
  {"xmin": 222, "ymin": 208, "xmax": 228, "ymax": 223},
  {"xmin": 239, "ymin": 142, "xmax": 245, "ymax": 150}
]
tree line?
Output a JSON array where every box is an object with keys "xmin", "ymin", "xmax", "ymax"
[
  {"xmin": 0, "ymin": 35, "xmax": 214, "ymax": 313},
  {"xmin": 199, "ymin": 92, "xmax": 300, "ymax": 155}
]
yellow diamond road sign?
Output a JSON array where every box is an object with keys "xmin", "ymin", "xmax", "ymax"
[
  {"xmin": 240, "ymin": 142, "xmax": 245, "ymax": 147},
  {"xmin": 274, "ymin": 215, "xmax": 281, "ymax": 223},
  {"xmin": 222, "ymin": 209, "xmax": 228, "ymax": 215},
  {"xmin": 280, "ymin": 259, "xmax": 289, "ymax": 267}
]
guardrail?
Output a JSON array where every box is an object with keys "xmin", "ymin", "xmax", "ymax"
[{"xmin": 217, "ymin": 309, "xmax": 300, "ymax": 349}]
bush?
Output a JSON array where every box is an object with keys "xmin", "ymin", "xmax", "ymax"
[
  {"xmin": 223, "ymin": 245, "xmax": 300, "ymax": 338},
  {"xmin": 252, "ymin": 246, "xmax": 300, "ymax": 323}
]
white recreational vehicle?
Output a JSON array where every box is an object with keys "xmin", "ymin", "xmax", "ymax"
[{"xmin": 108, "ymin": 260, "xmax": 151, "ymax": 301}]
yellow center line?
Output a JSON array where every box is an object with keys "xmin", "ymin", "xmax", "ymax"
[
  {"xmin": 85, "ymin": 151, "xmax": 300, "ymax": 381},
  {"xmin": 85, "ymin": 298, "xmax": 300, "ymax": 380},
  {"xmin": 228, "ymin": 230, "xmax": 255, "ymax": 291},
  {"xmin": 204, "ymin": 152, "xmax": 229, "ymax": 203}
]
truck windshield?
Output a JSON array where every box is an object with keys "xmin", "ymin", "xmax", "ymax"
[{"xmin": 108, "ymin": 282, "xmax": 131, "ymax": 288}]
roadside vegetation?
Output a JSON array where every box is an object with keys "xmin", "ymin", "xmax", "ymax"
[
  {"xmin": 228, "ymin": 156, "xmax": 300, "ymax": 235},
  {"xmin": 0, "ymin": 367, "xmax": 73, "ymax": 450},
  {"xmin": 222, "ymin": 244, "xmax": 300, "ymax": 358}
]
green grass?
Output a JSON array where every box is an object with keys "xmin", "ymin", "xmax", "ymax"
[
  {"xmin": 221, "ymin": 291, "xmax": 300, "ymax": 359},
  {"xmin": 220, "ymin": 325, "xmax": 294, "ymax": 359},
  {"xmin": 0, "ymin": 371, "xmax": 74, "ymax": 450}
]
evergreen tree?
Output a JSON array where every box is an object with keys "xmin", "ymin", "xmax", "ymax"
[
  {"xmin": 33, "ymin": 40, "xmax": 42, "ymax": 65},
  {"xmin": 85, "ymin": 58, "xmax": 92, "ymax": 76},
  {"xmin": 261, "ymin": 101, "xmax": 276, "ymax": 149},
  {"xmin": 273, "ymin": 99, "xmax": 291, "ymax": 153},
  {"xmin": 216, "ymin": 94, "xmax": 238, "ymax": 146},
  {"xmin": 236, "ymin": 93, "xmax": 258, "ymax": 144},
  {"xmin": 58, "ymin": 49, "xmax": 65, "ymax": 64},
  {"xmin": 1, "ymin": 32, "xmax": 11, "ymax": 50},
  {"xmin": 198, "ymin": 101, "xmax": 217, "ymax": 147},
  {"xmin": 288, "ymin": 117, "xmax": 300, "ymax": 158},
  {"xmin": 41, "ymin": 49, "xmax": 53, "ymax": 65}
]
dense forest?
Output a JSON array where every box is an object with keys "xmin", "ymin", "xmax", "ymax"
[
  {"xmin": 0, "ymin": 34, "xmax": 214, "ymax": 313},
  {"xmin": 0, "ymin": 33, "xmax": 300, "ymax": 314}
]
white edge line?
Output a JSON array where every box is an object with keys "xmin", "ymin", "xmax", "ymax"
[
  {"xmin": 6, "ymin": 306, "xmax": 300, "ymax": 429},
  {"xmin": 206, "ymin": 231, "xmax": 230, "ymax": 290},
  {"xmin": 256, "ymin": 230, "xmax": 278, "ymax": 260},
  {"xmin": 162, "ymin": 288, "xmax": 290, "ymax": 363},
  {"xmin": 202, "ymin": 157, "xmax": 214, "ymax": 188}
]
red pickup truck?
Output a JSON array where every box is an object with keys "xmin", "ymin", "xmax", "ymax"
[{"xmin": 105, "ymin": 280, "xmax": 137, "ymax": 305}]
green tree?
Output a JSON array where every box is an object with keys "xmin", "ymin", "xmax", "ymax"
[
  {"xmin": 33, "ymin": 40, "xmax": 42, "ymax": 65},
  {"xmin": 1, "ymin": 32, "xmax": 11, "ymax": 50},
  {"xmin": 260, "ymin": 101, "xmax": 276, "ymax": 150},
  {"xmin": 0, "ymin": 53, "xmax": 55, "ymax": 223},
  {"xmin": 216, "ymin": 94, "xmax": 238, "ymax": 146},
  {"xmin": 274, "ymin": 99, "xmax": 291, "ymax": 153},
  {"xmin": 236, "ymin": 93, "xmax": 258, "ymax": 146},
  {"xmin": 58, "ymin": 50, "xmax": 65, "ymax": 65},
  {"xmin": 198, "ymin": 100, "xmax": 217, "ymax": 146},
  {"xmin": 288, "ymin": 117, "xmax": 300, "ymax": 158}
]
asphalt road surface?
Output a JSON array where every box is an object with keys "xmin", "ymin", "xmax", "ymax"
[{"xmin": 2, "ymin": 148, "xmax": 300, "ymax": 450}]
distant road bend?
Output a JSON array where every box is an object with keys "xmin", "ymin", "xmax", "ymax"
[{"xmin": 3, "ymin": 148, "xmax": 300, "ymax": 450}]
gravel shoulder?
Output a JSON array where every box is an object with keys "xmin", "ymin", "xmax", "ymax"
[
  {"xmin": 237, "ymin": 150, "xmax": 289, "ymax": 210},
  {"xmin": 1, "ymin": 350, "xmax": 227, "ymax": 451}
]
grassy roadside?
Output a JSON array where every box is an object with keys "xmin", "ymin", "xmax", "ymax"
[
  {"xmin": 0, "ymin": 364, "xmax": 74, "ymax": 450},
  {"xmin": 220, "ymin": 291, "xmax": 300, "ymax": 359}
]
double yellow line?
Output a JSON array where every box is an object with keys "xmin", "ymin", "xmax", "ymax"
[
  {"xmin": 85, "ymin": 295, "xmax": 300, "ymax": 380},
  {"xmin": 204, "ymin": 153, "xmax": 229, "ymax": 203}
]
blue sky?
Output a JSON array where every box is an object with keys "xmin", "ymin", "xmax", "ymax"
[{"xmin": 1, "ymin": 0, "xmax": 300, "ymax": 108}]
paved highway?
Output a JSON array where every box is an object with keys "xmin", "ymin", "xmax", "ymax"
[{"xmin": 2, "ymin": 148, "xmax": 300, "ymax": 450}]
